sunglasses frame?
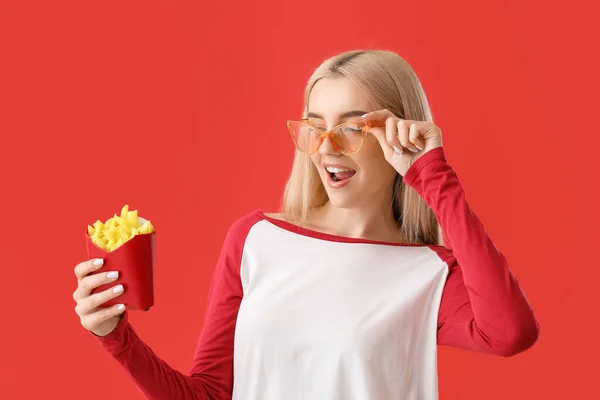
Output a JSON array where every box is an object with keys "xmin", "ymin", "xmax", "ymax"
[{"xmin": 286, "ymin": 119, "xmax": 386, "ymax": 156}]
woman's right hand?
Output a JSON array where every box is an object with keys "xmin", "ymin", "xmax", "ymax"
[{"xmin": 73, "ymin": 258, "xmax": 126, "ymax": 337}]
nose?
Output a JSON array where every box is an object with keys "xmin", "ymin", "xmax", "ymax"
[{"xmin": 318, "ymin": 136, "xmax": 341, "ymax": 156}]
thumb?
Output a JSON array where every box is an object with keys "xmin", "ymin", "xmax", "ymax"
[
  {"xmin": 362, "ymin": 109, "xmax": 400, "ymax": 159},
  {"xmin": 367, "ymin": 123, "xmax": 394, "ymax": 160}
]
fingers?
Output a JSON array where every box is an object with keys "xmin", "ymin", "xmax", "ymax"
[
  {"xmin": 369, "ymin": 122, "xmax": 394, "ymax": 160},
  {"xmin": 74, "ymin": 258, "xmax": 104, "ymax": 280},
  {"xmin": 79, "ymin": 303, "xmax": 126, "ymax": 332},
  {"xmin": 408, "ymin": 123, "xmax": 425, "ymax": 151},
  {"xmin": 364, "ymin": 109, "xmax": 424, "ymax": 155},
  {"xmin": 75, "ymin": 284, "xmax": 125, "ymax": 316},
  {"xmin": 73, "ymin": 270, "xmax": 120, "ymax": 301},
  {"xmin": 397, "ymin": 120, "xmax": 420, "ymax": 153},
  {"xmin": 73, "ymin": 258, "xmax": 127, "ymax": 335},
  {"xmin": 386, "ymin": 117, "xmax": 403, "ymax": 154}
]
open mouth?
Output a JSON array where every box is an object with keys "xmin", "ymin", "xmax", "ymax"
[{"xmin": 325, "ymin": 166, "xmax": 356, "ymax": 183}]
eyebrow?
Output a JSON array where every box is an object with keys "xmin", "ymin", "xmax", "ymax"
[{"xmin": 306, "ymin": 110, "xmax": 367, "ymax": 120}]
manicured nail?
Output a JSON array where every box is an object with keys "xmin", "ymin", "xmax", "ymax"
[
  {"xmin": 408, "ymin": 147, "xmax": 419, "ymax": 153},
  {"xmin": 393, "ymin": 146, "xmax": 403, "ymax": 154},
  {"xmin": 415, "ymin": 144, "xmax": 423, "ymax": 150},
  {"xmin": 106, "ymin": 271, "xmax": 119, "ymax": 279},
  {"xmin": 361, "ymin": 114, "xmax": 368, "ymax": 119},
  {"xmin": 112, "ymin": 284, "xmax": 124, "ymax": 294},
  {"xmin": 116, "ymin": 304, "xmax": 125, "ymax": 311},
  {"xmin": 93, "ymin": 258, "xmax": 104, "ymax": 266}
]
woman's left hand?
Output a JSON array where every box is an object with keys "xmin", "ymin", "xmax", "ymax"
[{"xmin": 362, "ymin": 109, "xmax": 443, "ymax": 176}]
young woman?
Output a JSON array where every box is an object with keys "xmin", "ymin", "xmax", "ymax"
[{"xmin": 72, "ymin": 49, "xmax": 539, "ymax": 399}]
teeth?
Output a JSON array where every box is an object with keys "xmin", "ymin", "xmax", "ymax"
[{"xmin": 325, "ymin": 167, "xmax": 351, "ymax": 173}]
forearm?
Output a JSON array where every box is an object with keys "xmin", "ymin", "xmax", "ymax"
[
  {"xmin": 404, "ymin": 148, "xmax": 539, "ymax": 354},
  {"xmin": 95, "ymin": 312, "xmax": 211, "ymax": 400}
]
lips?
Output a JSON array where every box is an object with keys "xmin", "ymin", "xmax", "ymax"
[{"xmin": 323, "ymin": 163, "xmax": 356, "ymax": 189}]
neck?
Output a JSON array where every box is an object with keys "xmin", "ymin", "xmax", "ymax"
[{"xmin": 311, "ymin": 195, "xmax": 400, "ymax": 243}]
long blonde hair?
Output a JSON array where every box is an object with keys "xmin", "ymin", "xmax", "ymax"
[{"xmin": 282, "ymin": 49, "xmax": 443, "ymax": 246}]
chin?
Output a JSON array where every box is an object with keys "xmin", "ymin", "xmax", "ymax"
[
  {"xmin": 321, "ymin": 179, "xmax": 362, "ymax": 209},
  {"xmin": 325, "ymin": 193, "xmax": 354, "ymax": 209}
]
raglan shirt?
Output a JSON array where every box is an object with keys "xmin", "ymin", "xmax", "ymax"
[{"xmin": 94, "ymin": 147, "xmax": 539, "ymax": 400}]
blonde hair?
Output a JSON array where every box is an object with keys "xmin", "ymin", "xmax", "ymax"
[{"xmin": 282, "ymin": 49, "xmax": 443, "ymax": 246}]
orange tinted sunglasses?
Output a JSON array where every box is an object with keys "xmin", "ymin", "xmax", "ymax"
[{"xmin": 286, "ymin": 119, "xmax": 386, "ymax": 156}]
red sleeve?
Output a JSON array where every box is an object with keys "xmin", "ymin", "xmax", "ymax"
[
  {"xmin": 93, "ymin": 211, "xmax": 262, "ymax": 399},
  {"xmin": 403, "ymin": 147, "xmax": 539, "ymax": 357}
]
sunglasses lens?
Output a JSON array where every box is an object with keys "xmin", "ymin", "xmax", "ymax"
[
  {"xmin": 288, "ymin": 121, "xmax": 366, "ymax": 154},
  {"xmin": 332, "ymin": 123, "xmax": 364, "ymax": 154},
  {"xmin": 289, "ymin": 123, "xmax": 321, "ymax": 154}
]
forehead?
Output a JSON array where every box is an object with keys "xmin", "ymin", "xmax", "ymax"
[{"xmin": 307, "ymin": 77, "xmax": 372, "ymax": 119}]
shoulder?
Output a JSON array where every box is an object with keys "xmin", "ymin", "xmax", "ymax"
[
  {"xmin": 224, "ymin": 209, "xmax": 286, "ymax": 241},
  {"xmin": 427, "ymin": 244, "xmax": 458, "ymax": 269},
  {"xmin": 226, "ymin": 209, "xmax": 267, "ymax": 236},
  {"xmin": 262, "ymin": 212, "xmax": 285, "ymax": 221},
  {"xmin": 217, "ymin": 210, "xmax": 268, "ymax": 257},
  {"xmin": 223, "ymin": 210, "xmax": 293, "ymax": 247}
]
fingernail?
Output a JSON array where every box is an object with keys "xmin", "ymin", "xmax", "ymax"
[
  {"xmin": 116, "ymin": 304, "xmax": 125, "ymax": 311},
  {"xmin": 408, "ymin": 147, "xmax": 419, "ymax": 153},
  {"xmin": 93, "ymin": 259, "xmax": 104, "ymax": 266},
  {"xmin": 393, "ymin": 146, "xmax": 403, "ymax": 154},
  {"xmin": 106, "ymin": 271, "xmax": 119, "ymax": 279},
  {"xmin": 361, "ymin": 114, "xmax": 368, "ymax": 119},
  {"xmin": 415, "ymin": 145, "xmax": 423, "ymax": 150},
  {"xmin": 113, "ymin": 284, "xmax": 124, "ymax": 294}
]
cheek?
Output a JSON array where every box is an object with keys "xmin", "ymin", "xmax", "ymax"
[
  {"xmin": 357, "ymin": 140, "xmax": 389, "ymax": 169},
  {"xmin": 354, "ymin": 142, "xmax": 397, "ymax": 181},
  {"xmin": 310, "ymin": 154, "xmax": 321, "ymax": 170}
]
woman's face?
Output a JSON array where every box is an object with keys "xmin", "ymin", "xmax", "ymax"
[{"xmin": 307, "ymin": 77, "xmax": 398, "ymax": 210}]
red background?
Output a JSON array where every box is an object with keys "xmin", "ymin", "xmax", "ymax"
[{"xmin": 1, "ymin": 1, "xmax": 598, "ymax": 399}]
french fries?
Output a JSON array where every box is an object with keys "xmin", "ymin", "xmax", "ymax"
[{"xmin": 87, "ymin": 205, "xmax": 154, "ymax": 252}]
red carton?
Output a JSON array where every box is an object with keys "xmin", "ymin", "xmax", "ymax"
[{"xmin": 85, "ymin": 219, "xmax": 156, "ymax": 310}]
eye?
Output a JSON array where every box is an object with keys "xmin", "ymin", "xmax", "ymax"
[
  {"xmin": 305, "ymin": 118, "xmax": 325, "ymax": 130},
  {"xmin": 341, "ymin": 124, "xmax": 362, "ymax": 135}
]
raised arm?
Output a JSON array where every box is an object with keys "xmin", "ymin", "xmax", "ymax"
[{"xmin": 403, "ymin": 147, "xmax": 539, "ymax": 357}]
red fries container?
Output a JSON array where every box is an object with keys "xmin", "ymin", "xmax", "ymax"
[{"xmin": 85, "ymin": 219, "xmax": 156, "ymax": 310}]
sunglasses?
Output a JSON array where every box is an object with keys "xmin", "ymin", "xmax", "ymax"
[{"xmin": 286, "ymin": 119, "xmax": 385, "ymax": 156}]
